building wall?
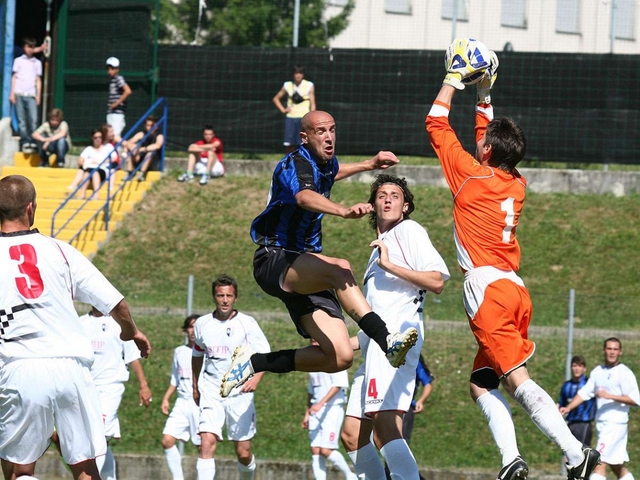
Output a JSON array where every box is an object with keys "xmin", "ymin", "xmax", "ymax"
[{"xmin": 326, "ymin": 0, "xmax": 640, "ymax": 54}]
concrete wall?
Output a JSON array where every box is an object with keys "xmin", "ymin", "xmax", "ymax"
[{"xmin": 35, "ymin": 451, "xmax": 565, "ymax": 480}]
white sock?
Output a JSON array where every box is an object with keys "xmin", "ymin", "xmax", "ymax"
[
  {"xmin": 196, "ymin": 458, "xmax": 216, "ymax": 480},
  {"xmin": 380, "ymin": 438, "xmax": 419, "ymax": 480},
  {"xmin": 347, "ymin": 443, "xmax": 386, "ymax": 480},
  {"xmin": 164, "ymin": 445, "xmax": 184, "ymax": 480},
  {"xmin": 312, "ymin": 454, "xmax": 327, "ymax": 480},
  {"xmin": 513, "ymin": 379, "xmax": 584, "ymax": 465},
  {"xmin": 102, "ymin": 445, "xmax": 117, "ymax": 480},
  {"xmin": 476, "ymin": 389, "xmax": 520, "ymax": 466},
  {"xmin": 590, "ymin": 474, "xmax": 607, "ymax": 480},
  {"xmin": 327, "ymin": 450, "xmax": 356, "ymax": 479},
  {"xmin": 619, "ymin": 473, "xmax": 635, "ymax": 480},
  {"xmin": 238, "ymin": 454, "xmax": 256, "ymax": 480}
]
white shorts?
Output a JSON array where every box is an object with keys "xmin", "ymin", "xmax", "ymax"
[
  {"xmin": 0, "ymin": 357, "xmax": 107, "ymax": 465},
  {"xmin": 96, "ymin": 383, "xmax": 124, "ymax": 440},
  {"xmin": 106, "ymin": 113, "xmax": 126, "ymax": 138},
  {"xmin": 163, "ymin": 396, "xmax": 201, "ymax": 446},
  {"xmin": 198, "ymin": 379, "xmax": 256, "ymax": 442},
  {"xmin": 194, "ymin": 158, "xmax": 225, "ymax": 177},
  {"xmin": 308, "ymin": 404, "xmax": 345, "ymax": 449},
  {"xmin": 346, "ymin": 328, "xmax": 421, "ymax": 418},
  {"xmin": 595, "ymin": 422, "xmax": 629, "ymax": 465}
]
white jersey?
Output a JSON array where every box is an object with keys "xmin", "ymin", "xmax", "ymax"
[
  {"xmin": 79, "ymin": 313, "xmax": 140, "ymax": 385},
  {"xmin": 79, "ymin": 144, "xmax": 117, "ymax": 170},
  {"xmin": 0, "ymin": 230, "xmax": 123, "ymax": 363},
  {"xmin": 578, "ymin": 363, "xmax": 640, "ymax": 425},
  {"xmin": 363, "ymin": 219, "xmax": 450, "ymax": 329},
  {"xmin": 170, "ymin": 344, "xmax": 195, "ymax": 399},
  {"xmin": 309, "ymin": 370, "xmax": 349, "ymax": 407},
  {"xmin": 192, "ymin": 310, "xmax": 270, "ymax": 396}
]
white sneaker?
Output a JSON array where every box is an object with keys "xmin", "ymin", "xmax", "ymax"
[
  {"xmin": 220, "ymin": 346, "xmax": 255, "ymax": 397},
  {"xmin": 177, "ymin": 172, "xmax": 194, "ymax": 183},
  {"xmin": 199, "ymin": 174, "xmax": 209, "ymax": 186},
  {"xmin": 385, "ymin": 328, "xmax": 418, "ymax": 367}
]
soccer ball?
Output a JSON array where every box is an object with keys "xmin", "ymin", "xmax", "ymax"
[{"xmin": 444, "ymin": 38, "xmax": 491, "ymax": 86}]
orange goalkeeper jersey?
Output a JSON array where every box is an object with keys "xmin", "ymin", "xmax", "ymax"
[{"xmin": 426, "ymin": 101, "xmax": 527, "ymax": 272}]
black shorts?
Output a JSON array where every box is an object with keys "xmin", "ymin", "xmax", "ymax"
[
  {"xmin": 83, "ymin": 167, "xmax": 106, "ymax": 182},
  {"xmin": 253, "ymin": 246, "xmax": 344, "ymax": 338}
]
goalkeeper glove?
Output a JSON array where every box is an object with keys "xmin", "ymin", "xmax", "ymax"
[
  {"xmin": 443, "ymin": 38, "xmax": 490, "ymax": 90},
  {"xmin": 476, "ymin": 51, "xmax": 499, "ymax": 104}
]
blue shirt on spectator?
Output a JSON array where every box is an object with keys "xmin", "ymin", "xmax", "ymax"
[
  {"xmin": 250, "ymin": 145, "xmax": 339, "ymax": 253},
  {"xmin": 559, "ymin": 374, "xmax": 596, "ymax": 423}
]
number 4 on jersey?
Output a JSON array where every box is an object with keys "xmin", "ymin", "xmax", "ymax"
[{"xmin": 367, "ymin": 378, "xmax": 379, "ymax": 399}]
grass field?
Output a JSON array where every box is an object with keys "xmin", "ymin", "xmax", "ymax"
[{"xmin": 84, "ymin": 171, "xmax": 640, "ymax": 474}]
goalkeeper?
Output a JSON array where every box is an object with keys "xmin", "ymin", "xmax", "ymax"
[{"xmin": 425, "ymin": 39, "xmax": 600, "ymax": 480}]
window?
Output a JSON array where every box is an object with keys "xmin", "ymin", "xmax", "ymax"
[
  {"xmin": 556, "ymin": 0, "xmax": 580, "ymax": 34},
  {"xmin": 501, "ymin": 0, "xmax": 527, "ymax": 28},
  {"xmin": 385, "ymin": 0, "xmax": 412, "ymax": 15},
  {"xmin": 441, "ymin": 0, "xmax": 469, "ymax": 21},
  {"xmin": 614, "ymin": 0, "xmax": 635, "ymax": 39}
]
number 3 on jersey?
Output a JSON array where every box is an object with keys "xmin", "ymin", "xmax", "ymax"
[
  {"xmin": 10, "ymin": 244, "xmax": 44, "ymax": 299},
  {"xmin": 367, "ymin": 378, "xmax": 379, "ymax": 399}
]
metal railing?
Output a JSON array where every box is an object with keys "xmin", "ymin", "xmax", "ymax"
[{"xmin": 51, "ymin": 97, "xmax": 168, "ymax": 244}]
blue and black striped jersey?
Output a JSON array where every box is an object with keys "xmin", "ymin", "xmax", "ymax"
[
  {"xmin": 250, "ymin": 145, "xmax": 339, "ymax": 253},
  {"xmin": 559, "ymin": 375, "xmax": 596, "ymax": 423}
]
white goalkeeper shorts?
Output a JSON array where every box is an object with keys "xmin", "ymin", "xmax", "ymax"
[
  {"xmin": 96, "ymin": 382, "xmax": 124, "ymax": 440},
  {"xmin": 194, "ymin": 158, "xmax": 225, "ymax": 177},
  {"xmin": 0, "ymin": 357, "xmax": 106, "ymax": 465},
  {"xmin": 308, "ymin": 403, "xmax": 345, "ymax": 449},
  {"xmin": 346, "ymin": 331, "xmax": 421, "ymax": 418},
  {"xmin": 163, "ymin": 396, "xmax": 201, "ymax": 445},
  {"xmin": 596, "ymin": 422, "xmax": 629, "ymax": 465},
  {"xmin": 198, "ymin": 380, "xmax": 256, "ymax": 442}
]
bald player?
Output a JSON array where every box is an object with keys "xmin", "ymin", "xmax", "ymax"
[{"xmin": 220, "ymin": 110, "xmax": 418, "ymax": 397}]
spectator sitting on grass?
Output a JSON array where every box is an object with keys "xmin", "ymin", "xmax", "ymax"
[
  {"xmin": 177, "ymin": 124, "xmax": 225, "ymax": 186},
  {"xmin": 123, "ymin": 115, "xmax": 164, "ymax": 182},
  {"xmin": 32, "ymin": 108, "xmax": 71, "ymax": 168}
]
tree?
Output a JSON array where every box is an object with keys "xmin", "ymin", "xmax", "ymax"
[{"xmin": 159, "ymin": 0, "xmax": 354, "ymax": 47}]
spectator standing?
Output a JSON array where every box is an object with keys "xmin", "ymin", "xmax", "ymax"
[
  {"xmin": 303, "ymin": 342, "xmax": 357, "ymax": 480},
  {"xmin": 558, "ymin": 355, "xmax": 596, "ymax": 447},
  {"xmin": 105, "ymin": 57, "xmax": 132, "ymax": 139},
  {"xmin": 341, "ymin": 174, "xmax": 449, "ymax": 480},
  {"xmin": 0, "ymin": 174, "xmax": 150, "ymax": 480},
  {"xmin": 220, "ymin": 111, "xmax": 418, "ymax": 400},
  {"xmin": 32, "ymin": 108, "xmax": 71, "ymax": 168},
  {"xmin": 79, "ymin": 307, "xmax": 152, "ymax": 480},
  {"xmin": 161, "ymin": 314, "xmax": 202, "ymax": 480},
  {"xmin": 192, "ymin": 275, "xmax": 270, "ymax": 480},
  {"xmin": 272, "ymin": 65, "xmax": 316, "ymax": 153},
  {"xmin": 560, "ymin": 338, "xmax": 640, "ymax": 480},
  {"xmin": 426, "ymin": 40, "xmax": 602, "ymax": 480},
  {"xmin": 10, "ymin": 37, "xmax": 42, "ymax": 152},
  {"xmin": 177, "ymin": 125, "xmax": 225, "ymax": 186},
  {"xmin": 123, "ymin": 115, "xmax": 164, "ymax": 182}
]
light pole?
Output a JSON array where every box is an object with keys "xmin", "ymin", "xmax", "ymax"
[{"xmin": 293, "ymin": 0, "xmax": 300, "ymax": 47}]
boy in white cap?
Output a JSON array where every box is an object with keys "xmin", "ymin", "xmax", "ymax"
[{"xmin": 105, "ymin": 56, "xmax": 132, "ymax": 139}]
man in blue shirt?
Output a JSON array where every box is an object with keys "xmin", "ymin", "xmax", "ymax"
[
  {"xmin": 220, "ymin": 110, "xmax": 419, "ymax": 397},
  {"xmin": 559, "ymin": 355, "xmax": 596, "ymax": 447}
]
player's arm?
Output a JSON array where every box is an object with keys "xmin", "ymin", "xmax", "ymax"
[
  {"xmin": 130, "ymin": 359, "xmax": 152, "ymax": 407},
  {"xmin": 302, "ymin": 392, "xmax": 313, "ymax": 429},
  {"xmin": 191, "ymin": 354, "xmax": 204, "ymax": 406},
  {"xmin": 559, "ymin": 393, "xmax": 587, "ymax": 415},
  {"xmin": 272, "ymin": 86, "xmax": 289, "ymax": 114},
  {"xmin": 309, "ymin": 85, "xmax": 316, "ymax": 111},
  {"xmin": 161, "ymin": 384, "xmax": 177, "ymax": 415},
  {"xmin": 335, "ymin": 151, "xmax": 399, "ymax": 181},
  {"xmin": 595, "ymin": 391, "xmax": 639, "ymax": 406},
  {"xmin": 414, "ymin": 383, "xmax": 433, "ymax": 413},
  {"xmin": 308, "ymin": 386, "xmax": 340, "ymax": 415},
  {"xmin": 295, "ymin": 189, "xmax": 372, "ymax": 219},
  {"xmin": 110, "ymin": 299, "xmax": 150, "ymax": 358}
]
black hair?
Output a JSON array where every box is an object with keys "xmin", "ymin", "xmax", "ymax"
[
  {"xmin": 182, "ymin": 314, "xmax": 199, "ymax": 331},
  {"xmin": 22, "ymin": 37, "xmax": 37, "ymax": 48},
  {"xmin": 292, "ymin": 64, "xmax": 305, "ymax": 74},
  {"xmin": 604, "ymin": 337, "xmax": 622, "ymax": 349},
  {"xmin": 367, "ymin": 174, "xmax": 415, "ymax": 230},
  {"xmin": 485, "ymin": 117, "xmax": 526, "ymax": 174},
  {"xmin": 203, "ymin": 124, "xmax": 215, "ymax": 132},
  {"xmin": 212, "ymin": 274, "xmax": 238, "ymax": 298},
  {"xmin": 571, "ymin": 355, "xmax": 586, "ymax": 366}
]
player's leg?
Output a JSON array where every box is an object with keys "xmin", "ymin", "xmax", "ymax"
[
  {"xmin": 610, "ymin": 464, "xmax": 632, "ymax": 480},
  {"xmin": 284, "ymin": 252, "xmax": 416, "ymax": 364},
  {"xmin": 162, "ymin": 434, "xmax": 184, "ymax": 480},
  {"xmin": 233, "ymin": 441, "xmax": 256, "ymax": 480},
  {"xmin": 68, "ymin": 459, "xmax": 101, "ymax": 480},
  {"xmin": 197, "ymin": 433, "xmax": 218, "ymax": 480},
  {"xmin": 162, "ymin": 400, "xmax": 192, "ymax": 480},
  {"xmin": 312, "ymin": 404, "xmax": 354, "ymax": 480},
  {"xmin": 227, "ymin": 396, "xmax": 257, "ymax": 480}
]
